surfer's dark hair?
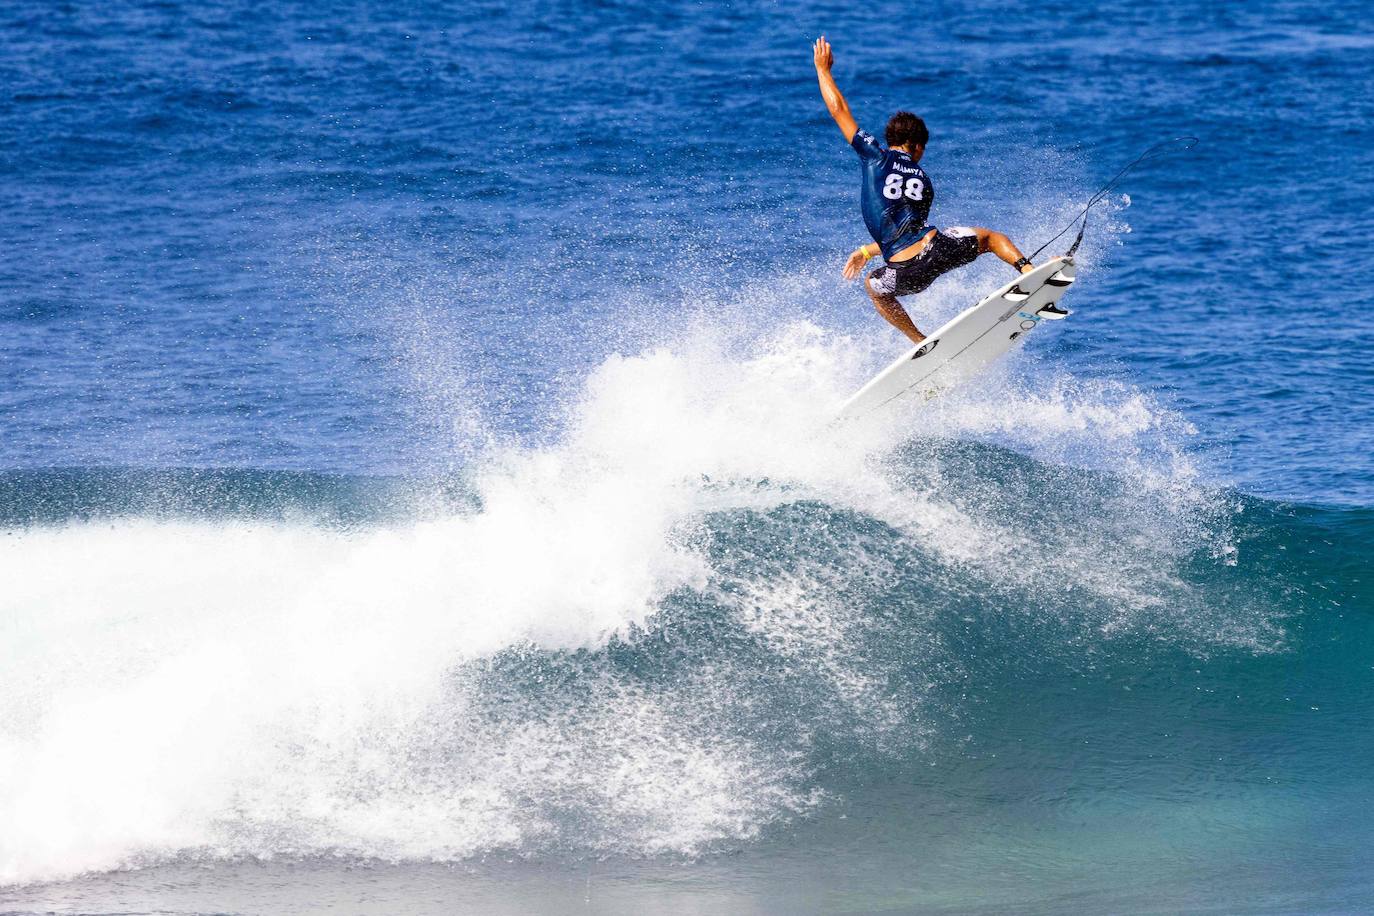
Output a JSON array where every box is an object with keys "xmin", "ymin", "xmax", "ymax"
[{"xmin": 886, "ymin": 111, "xmax": 929, "ymax": 149}]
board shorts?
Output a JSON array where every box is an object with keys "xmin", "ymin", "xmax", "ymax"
[{"xmin": 867, "ymin": 227, "xmax": 980, "ymax": 297}]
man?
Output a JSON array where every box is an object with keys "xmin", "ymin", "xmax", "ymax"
[{"xmin": 813, "ymin": 36, "xmax": 1065, "ymax": 345}]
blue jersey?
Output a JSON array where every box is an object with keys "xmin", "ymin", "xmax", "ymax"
[{"xmin": 851, "ymin": 127, "xmax": 934, "ymax": 260}]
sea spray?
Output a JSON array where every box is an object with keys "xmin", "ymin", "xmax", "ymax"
[{"xmin": 1, "ymin": 320, "xmax": 1275, "ymax": 884}]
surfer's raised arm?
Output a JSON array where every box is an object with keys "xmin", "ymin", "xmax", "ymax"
[
  {"xmin": 813, "ymin": 36, "xmax": 858, "ymax": 142},
  {"xmin": 811, "ymin": 57, "xmax": 1056, "ymax": 347}
]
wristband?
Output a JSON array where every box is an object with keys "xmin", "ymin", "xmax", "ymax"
[{"xmin": 860, "ymin": 244, "xmax": 875, "ymax": 259}]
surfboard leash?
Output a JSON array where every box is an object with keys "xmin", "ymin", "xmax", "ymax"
[{"xmin": 1029, "ymin": 136, "xmax": 1199, "ymax": 262}]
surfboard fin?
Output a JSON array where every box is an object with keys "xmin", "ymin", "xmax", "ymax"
[{"xmin": 1037, "ymin": 303, "xmax": 1070, "ymax": 320}]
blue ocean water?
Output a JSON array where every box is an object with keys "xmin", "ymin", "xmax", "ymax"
[{"xmin": 1, "ymin": 1, "xmax": 1371, "ymax": 913}]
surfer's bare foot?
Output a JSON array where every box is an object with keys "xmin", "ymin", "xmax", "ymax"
[{"xmin": 1019, "ymin": 263, "xmax": 1035, "ymax": 274}]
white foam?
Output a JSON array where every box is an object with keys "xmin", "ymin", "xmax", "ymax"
[{"xmin": 0, "ymin": 311, "xmax": 1244, "ymax": 885}]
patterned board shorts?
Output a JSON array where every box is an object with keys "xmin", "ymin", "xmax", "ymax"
[{"xmin": 867, "ymin": 227, "xmax": 981, "ymax": 297}]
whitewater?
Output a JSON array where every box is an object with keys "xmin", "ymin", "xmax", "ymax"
[{"xmin": 1, "ymin": 308, "xmax": 1288, "ymax": 886}]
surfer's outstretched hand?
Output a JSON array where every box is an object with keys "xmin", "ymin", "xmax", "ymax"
[
  {"xmin": 813, "ymin": 36, "xmax": 833, "ymax": 71},
  {"xmin": 843, "ymin": 247, "xmax": 870, "ymax": 280}
]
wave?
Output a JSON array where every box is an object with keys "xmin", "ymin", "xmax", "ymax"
[{"xmin": 0, "ymin": 322, "xmax": 1361, "ymax": 886}]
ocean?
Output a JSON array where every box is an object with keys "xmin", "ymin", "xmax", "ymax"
[{"xmin": 1, "ymin": 0, "xmax": 1371, "ymax": 913}]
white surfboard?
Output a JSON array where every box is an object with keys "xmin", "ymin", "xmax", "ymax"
[{"xmin": 835, "ymin": 256, "xmax": 1077, "ymax": 421}]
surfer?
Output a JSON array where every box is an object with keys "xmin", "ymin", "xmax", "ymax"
[{"xmin": 813, "ymin": 36, "xmax": 1066, "ymax": 345}]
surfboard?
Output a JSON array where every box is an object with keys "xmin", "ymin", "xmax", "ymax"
[{"xmin": 835, "ymin": 256, "xmax": 1077, "ymax": 421}]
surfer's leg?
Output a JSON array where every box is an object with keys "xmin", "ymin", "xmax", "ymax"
[
  {"xmin": 972, "ymin": 228, "xmax": 1034, "ymax": 273},
  {"xmin": 865, "ymin": 276, "xmax": 926, "ymax": 345}
]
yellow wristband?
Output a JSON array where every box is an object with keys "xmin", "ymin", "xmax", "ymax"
[{"xmin": 860, "ymin": 244, "xmax": 874, "ymax": 258}]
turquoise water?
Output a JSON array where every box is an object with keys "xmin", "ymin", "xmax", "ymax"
[{"xmin": 1, "ymin": 0, "xmax": 1371, "ymax": 912}]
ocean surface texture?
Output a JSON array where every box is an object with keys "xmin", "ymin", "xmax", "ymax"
[{"xmin": 2, "ymin": 0, "xmax": 1372, "ymax": 913}]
